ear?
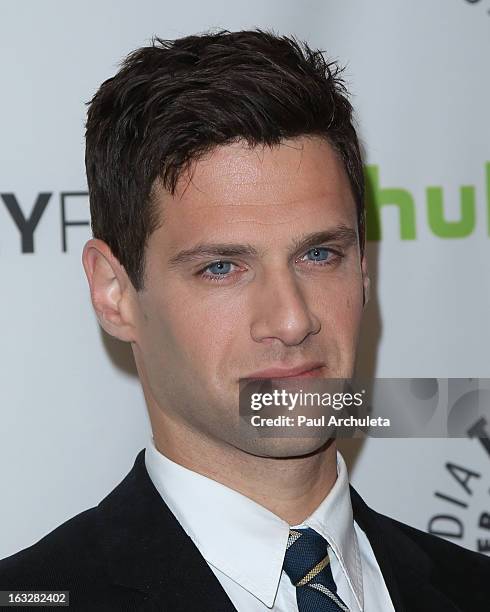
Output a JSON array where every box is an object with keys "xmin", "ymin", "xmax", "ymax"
[
  {"xmin": 82, "ymin": 238, "xmax": 138, "ymax": 342},
  {"xmin": 361, "ymin": 253, "xmax": 370, "ymax": 308}
]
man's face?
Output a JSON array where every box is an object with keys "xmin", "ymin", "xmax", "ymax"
[{"xmin": 132, "ymin": 136, "xmax": 368, "ymax": 456}]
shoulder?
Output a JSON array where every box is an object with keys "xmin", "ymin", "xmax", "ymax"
[
  {"xmin": 351, "ymin": 484, "xmax": 490, "ymax": 574},
  {"xmin": 372, "ymin": 508, "xmax": 490, "ymax": 608},
  {"xmin": 0, "ymin": 507, "xmax": 143, "ymax": 611},
  {"xmin": 379, "ymin": 511, "xmax": 490, "ymax": 575},
  {"xmin": 351, "ymin": 485, "xmax": 490, "ymax": 609},
  {"xmin": 0, "ymin": 507, "xmax": 104, "ymax": 586}
]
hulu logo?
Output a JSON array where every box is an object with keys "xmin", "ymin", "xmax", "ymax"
[{"xmin": 365, "ymin": 162, "xmax": 490, "ymax": 240}]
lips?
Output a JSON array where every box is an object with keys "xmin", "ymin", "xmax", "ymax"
[{"xmin": 245, "ymin": 363, "xmax": 325, "ymax": 379}]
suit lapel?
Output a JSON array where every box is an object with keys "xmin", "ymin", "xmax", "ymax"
[
  {"xmin": 95, "ymin": 450, "xmax": 236, "ymax": 611},
  {"xmin": 350, "ymin": 485, "xmax": 462, "ymax": 612}
]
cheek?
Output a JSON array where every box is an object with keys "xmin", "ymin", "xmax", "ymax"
[
  {"xmin": 154, "ymin": 288, "xmax": 240, "ymax": 369},
  {"xmin": 337, "ymin": 289, "xmax": 364, "ymax": 345},
  {"xmin": 312, "ymin": 273, "xmax": 364, "ymax": 335}
]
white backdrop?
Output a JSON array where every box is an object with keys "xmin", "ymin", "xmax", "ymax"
[{"xmin": 1, "ymin": 0, "xmax": 489, "ymax": 560}]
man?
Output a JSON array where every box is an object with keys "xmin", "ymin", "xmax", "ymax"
[{"xmin": 0, "ymin": 29, "xmax": 488, "ymax": 611}]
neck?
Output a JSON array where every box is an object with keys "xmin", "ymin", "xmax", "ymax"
[{"xmin": 151, "ymin": 415, "xmax": 338, "ymax": 525}]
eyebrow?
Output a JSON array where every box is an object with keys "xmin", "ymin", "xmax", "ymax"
[{"xmin": 167, "ymin": 224, "xmax": 358, "ymax": 268}]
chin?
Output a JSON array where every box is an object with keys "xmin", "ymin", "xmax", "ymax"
[{"xmin": 241, "ymin": 436, "xmax": 332, "ymax": 459}]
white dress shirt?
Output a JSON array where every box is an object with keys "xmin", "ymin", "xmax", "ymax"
[{"xmin": 145, "ymin": 438, "xmax": 395, "ymax": 611}]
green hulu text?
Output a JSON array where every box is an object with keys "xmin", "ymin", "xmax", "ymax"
[{"xmin": 365, "ymin": 162, "xmax": 490, "ymax": 240}]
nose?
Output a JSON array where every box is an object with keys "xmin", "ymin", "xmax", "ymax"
[{"xmin": 250, "ymin": 271, "xmax": 321, "ymax": 347}]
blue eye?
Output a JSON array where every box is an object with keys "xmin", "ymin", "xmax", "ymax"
[
  {"xmin": 198, "ymin": 260, "xmax": 242, "ymax": 283},
  {"xmin": 205, "ymin": 261, "xmax": 233, "ymax": 276},
  {"xmin": 304, "ymin": 247, "xmax": 331, "ymax": 262}
]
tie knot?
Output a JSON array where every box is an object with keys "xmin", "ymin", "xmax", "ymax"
[{"xmin": 283, "ymin": 527, "xmax": 331, "ymax": 587}]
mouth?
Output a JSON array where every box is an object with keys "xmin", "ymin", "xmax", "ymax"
[{"xmin": 245, "ymin": 363, "xmax": 326, "ymax": 380}]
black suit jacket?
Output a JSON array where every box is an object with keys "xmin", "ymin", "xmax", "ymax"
[{"xmin": 0, "ymin": 449, "xmax": 489, "ymax": 611}]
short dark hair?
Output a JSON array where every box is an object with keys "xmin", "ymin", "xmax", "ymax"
[{"xmin": 85, "ymin": 29, "xmax": 365, "ymax": 291}]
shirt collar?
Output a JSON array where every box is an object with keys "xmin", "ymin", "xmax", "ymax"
[{"xmin": 145, "ymin": 439, "xmax": 362, "ymax": 609}]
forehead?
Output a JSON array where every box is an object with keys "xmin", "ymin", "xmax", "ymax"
[{"xmin": 152, "ymin": 136, "xmax": 356, "ymax": 244}]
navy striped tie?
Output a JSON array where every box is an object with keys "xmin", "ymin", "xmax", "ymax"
[{"xmin": 282, "ymin": 527, "xmax": 350, "ymax": 612}]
